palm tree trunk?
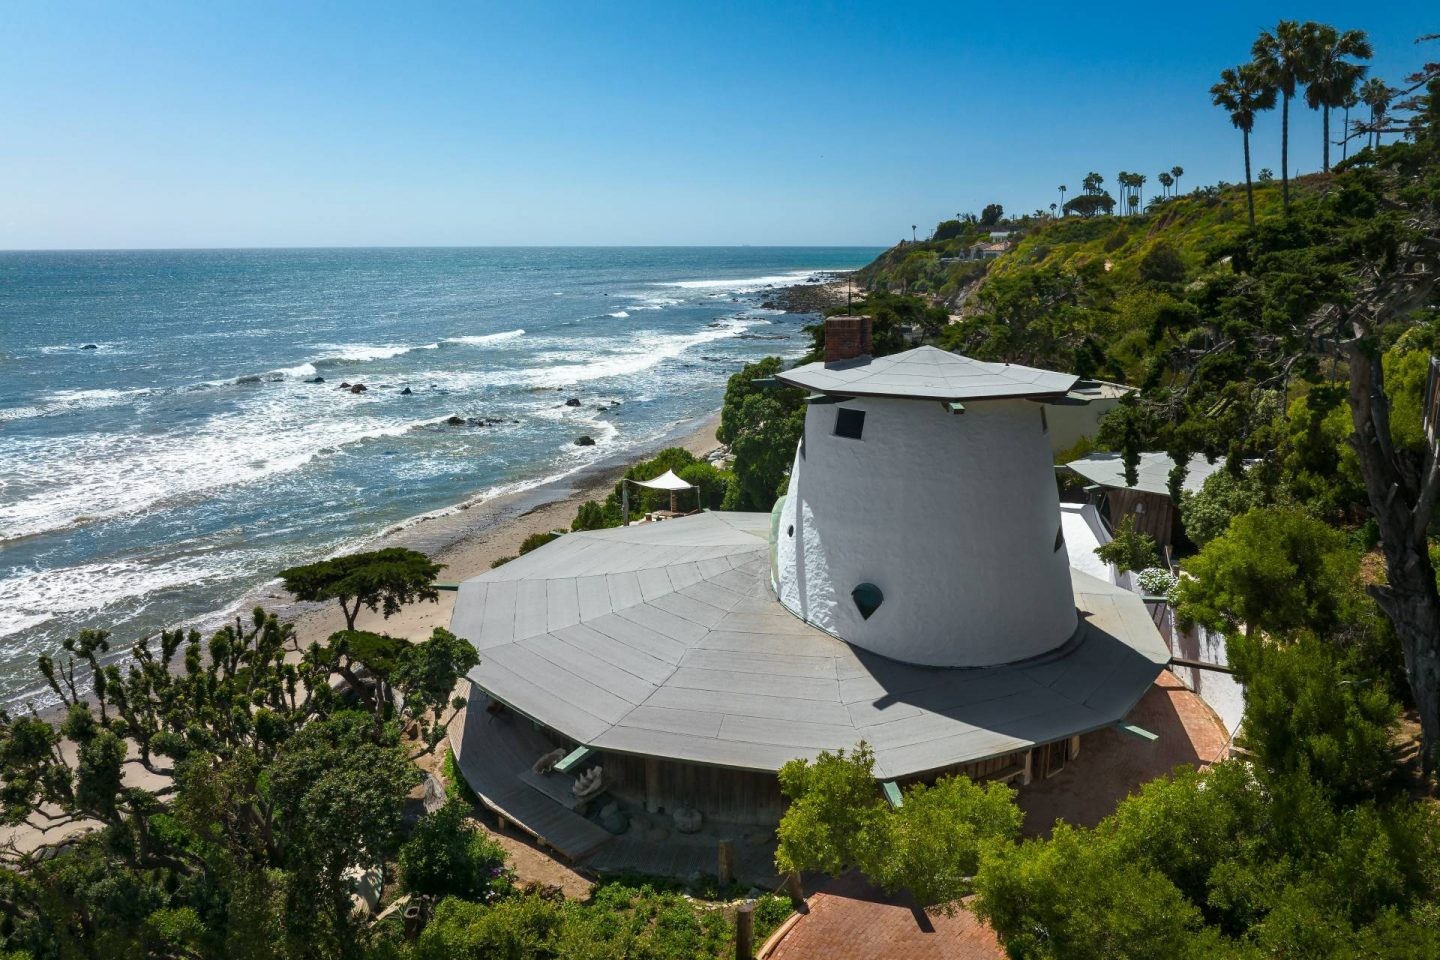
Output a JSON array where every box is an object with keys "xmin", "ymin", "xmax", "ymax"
[
  {"xmin": 1280, "ymin": 94, "xmax": 1291, "ymax": 209},
  {"xmin": 1243, "ymin": 129, "xmax": 1255, "ymax": 227},
  {"xmin": 1342, "ymin": 103, "xmax": 1350, "ymax": 161},
  {"xmin": 1322, "ymin": 106, "xmax": 1331, "ymax": 172}
]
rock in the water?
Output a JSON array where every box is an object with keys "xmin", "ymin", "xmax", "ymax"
[
  {"xmin": 446, "ymin": 415, "xmax": 466, "ymax": 426},
  {"xmin": 80, "ymin": 343, "xmax": 98, "ymax": 350},
  {"xmin": 574, "ymin": 435, "xmax": 596, "ymax": 446},
  {"xmin": 306, "ymin": 376, "xmax": 326, "ymax": 384},
  {"xmin": 349, "ymin": 383, "xmax": 367, "ymax": 394},
  {"xmin": 339, "ymin": 382, "xmax": 351, "ymax": 389},
  {"xmin": 235, "ymin": 374, "xmax": 262, "ymax": 384},
  {"xmin": 564, "ymin": 397, "xmax": 581, "ymax": 407},
  {"xmin": 400, "ymin": 386, "xmax": 413, "ymax": 395}
]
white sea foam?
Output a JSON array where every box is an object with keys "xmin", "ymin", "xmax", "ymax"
[
  {"xmin": 607, "ymin": 311, "xmax": 630, "ymax": 319},
  {"xmin": 524, "ymin": 317, "xmax": 757, "ymax": 388},
  {"xmin": 625, "ymin": 295, "xmax": 684, "ymax": 310},
  {"xmin": 441, "ymin": 329, "xmax": 526, "ymax": 346},
  {"xmin": 655, "ymin": 269, "xmax": 843, "ymax": 293},
  {"xmin": 312, "ymin": 342, "xmax": 438, "ymax": 365},
  {"xmin": 0, "ymin": 553, "xmax": 242, "ymax": 639},
  {"xmin": 273, "ymin": 361, "xmax": 319, "ymax": 378},
  {"xmin": 0, "ymin": 391, "xmax": 447, "ymax": 542},
  {"xmin": 0, "ymin": 387, "xmax": 152, "ymax": 424}
]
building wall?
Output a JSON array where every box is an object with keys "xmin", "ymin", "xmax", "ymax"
[
  {"xmin": 776, "ymin": 395, "xmax": 1077, "ymax": 667},
  {"xmin": 1046, "ymin": 395, "xmax": 1123, "ymax": 455}
]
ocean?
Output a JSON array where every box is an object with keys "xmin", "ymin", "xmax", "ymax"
[{"xmin": 0, "ymin": 246, "xmax": 880, "ymax": 706}]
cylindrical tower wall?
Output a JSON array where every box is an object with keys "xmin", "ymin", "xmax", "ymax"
[{"xmin": 775, "ymin": 395, "xmax": 1077, "ymax": 666}]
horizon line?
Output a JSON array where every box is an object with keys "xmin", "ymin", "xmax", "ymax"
[{"xmin": 0, "ymin": 242, "xmax": 890, "ymax": 254}]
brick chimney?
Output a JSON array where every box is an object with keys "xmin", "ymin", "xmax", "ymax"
[{"xmin": 824, "ymin": 315, "xmax": 872, "ymax": 365}]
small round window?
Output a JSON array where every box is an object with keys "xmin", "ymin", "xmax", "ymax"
[{"xmin": 787, "ymin": 524, "xmax": 794, "ymax": 538}]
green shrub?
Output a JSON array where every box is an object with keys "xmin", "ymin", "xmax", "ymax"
[
  {"xmin": 398, "ymin": 801, "xmax": 511, "ymax": 902},
  {"xmin": 518, "ymin": 531, "xmax": 560, "ymax": 555},
  {"xmin": 1095, "ymin": 516, "xmax": 1159, "ymax": 573}
]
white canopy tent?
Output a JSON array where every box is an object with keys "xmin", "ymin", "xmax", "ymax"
[{"xmin": 621, "ymin": 469, "xmax": 700, "ymax": 524}]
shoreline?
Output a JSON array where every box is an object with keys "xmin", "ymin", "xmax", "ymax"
[{"xmin": 284, "ymin": 410, "xmax": 725, "ymax": 650}]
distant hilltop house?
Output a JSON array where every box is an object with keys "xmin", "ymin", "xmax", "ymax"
[
  {"xmin": 445, "ymin": 317, "xmax": 1170, "ymax": 882},
  {"xmin": 966, "ymin": 240, "xmax": 1010, "ymax": 261}
]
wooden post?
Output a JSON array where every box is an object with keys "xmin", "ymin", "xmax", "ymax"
[
  {"xmin": 1021, "ymin": 749, "xmax": 1034, "ymax": 786},
  {"xmin": 718, "ymin": 840, "xmax": 735, "ymax": 888},
  {"xmin": 735, "ymin": 899, "xmax": 756, "ymax": 960},
  {"xmin": 1069, "ymin": 734, "xmax": 1081, "ymax": 760},
  {"xmin": 496, "ymin": 813, "xmax": 509, "ymax": 834},
  {"xmin": 645, "ymin": 757, "xmax": 662, "ymax": 813}
]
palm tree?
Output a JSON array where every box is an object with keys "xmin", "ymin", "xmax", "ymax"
[
  {"xmin": 1171, "ymin": 165, "xmax": 1184, "ymax": 195},
  {"xmin": 1252, "ymin": 19, "xmax": 1315, "ymax": 210},
  {"xmin": 1138, "ymin": 175, "xmax": 1148, "ymax": 211},
  {"xmin": 1341, "ymin": 90, "xmax": 1359, "ymax": 160},
  {"xmin": 1049, "ymin": 202, "xmax": 1058, "ymax": 218},
  {"xmin": 911, "ymin": 224, "xmax": 917, "ymax": 242},
  {"xmin": 1303, "ymin": 24, "xmax": 1372, "ymax": 171},
  {"xmin": 1158, "ymin": 171, "xmax": 1174, "ymax": 197},
  {"xmin": 1359, "ymin": 77, "xmax": 1392, "ymax": 149},
  {"xmin": 1058, "ymin": 185, "xmax": 1067, "ymax": 213},
  {"xmin": 1212, "ymin": 63, "xmax": 1279, "ymax": 227}
]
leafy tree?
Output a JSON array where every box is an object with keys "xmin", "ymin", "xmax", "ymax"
[
  {"xmin": 974, "ymin": 823, "xmax": 1223, "ymax": 960},
  {"xmin": 390, "ymin": 627, "xmax": 480, "ymax": 754},
  {"xmin": 980, "ymin": 203, "xmax": 1004, "ymax": 226},
  {"xmin": 279, "ymin": 548, "xmax": 443, "ymax": 632},
  {"xmin": 717, "ymin": 357, "xmax": 805, "ymax": 512},
  {"xmin": 261, "ymin": 711, "xmax": 422, "ymax": 955},
  {"xmin": 398, "ymin": 800, "xmax": 510, "ymax": 902},
  {"xmin": 1063, "ymin": 192, "xmax": 1116, "ymax": 218},
  {"xmin": 775, "ymin": 743, "xmax": 887, "ymax": 878},
  {"xmin": 1137, "ymin": 242, "xmax": 1187, "ymax": 284},
  {"xmin": 776, "ymin": 743, "xmax": 1021, "ymax": 915},
  {"xmin": 931, "ymin": 218, "xmax": 966, "ymax": 242},
  {"xmin": 862, "ymin": 776, "xmax": 1021, "ymax": 916},
  {"xmin": 1175, "ymin": 507, "xmax": 1359, "ymax": 638},
  {"xmin": 1177, "ymin": 467, "xmax": 1266, "ymax": 547},
  {"xmin": 1211, "ymin": 62, "xmax": 1278, "ymax": 226},
  {"xmin": 1095, "ymin": 516, "xmax": 1159, "ymax": 574},
  {"xmin": 1230, "ymin": 633, "xmax": 1399, "ymax": 804}
]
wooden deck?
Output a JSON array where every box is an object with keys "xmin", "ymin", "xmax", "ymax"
[
  {"xmin": 451, "ymin": 687, "xmax": 782, "ymax": 884},
  {"xmin": 450, "ymin": 692, "xmax": 614, "ymax": 862}
]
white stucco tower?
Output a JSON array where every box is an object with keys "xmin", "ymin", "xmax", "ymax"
[{"xmin": 772, "ymin": 320, "xmax": 1081, "ymax": 667}]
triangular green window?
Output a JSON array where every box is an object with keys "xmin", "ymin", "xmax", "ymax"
[{"xmin": 852, "ymin": 582, "xmax": 884, "ymax": 620}]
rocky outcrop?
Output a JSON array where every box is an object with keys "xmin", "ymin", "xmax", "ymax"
[{"xmin": 574, "ymin": 435, "xmax": 596, "ymax": 446}]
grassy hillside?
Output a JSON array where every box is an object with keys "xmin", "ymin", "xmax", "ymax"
[{"xmin": 987, "ymin": 179, "xmax": 1287, "ymax": 289}]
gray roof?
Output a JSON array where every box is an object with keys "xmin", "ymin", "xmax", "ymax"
[
  {"xmin": 775, "ymin": 345, "xmax": 1078, "ymax": 402},
  {"xmin": 451, "ymin": 511, "xmax": 1169, "ymax": 780},
  {"xmin": 1066, "ymin": 452, "xmax": 1223, "ymax": 499}
]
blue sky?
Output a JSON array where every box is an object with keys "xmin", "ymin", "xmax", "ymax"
[{"xmin": 1, "ymin": 1, "xmax": 1433, "ymax": 248}]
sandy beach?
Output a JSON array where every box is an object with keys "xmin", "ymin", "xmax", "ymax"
[{"xmin": 284, "ymin": 411, "xmax": 724, "ymax": 650}]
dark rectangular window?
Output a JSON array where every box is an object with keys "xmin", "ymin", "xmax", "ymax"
[{"xmin": 834, "ymin": 408, "xmax": 865, "ymax": 440}]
